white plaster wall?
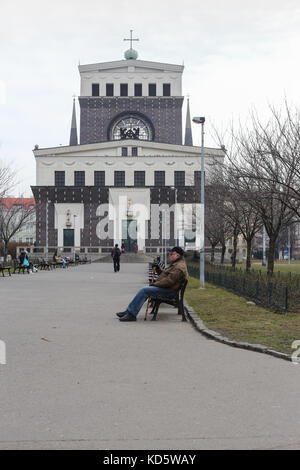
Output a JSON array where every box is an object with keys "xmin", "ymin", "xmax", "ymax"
[
  {"xmin": 54, "ymin": 203, "xmax": 84, "ymax": 247},
  {"xmin": 108, "ymin": 188, "xmax": 150, "ymax": 251},
  {"xmin": 80, "ymin": 66, "xmax": 182, "ymax": 97},
  {"xmin": 36, "ymin": 155, "xmax": 215, "ymax": 187}
]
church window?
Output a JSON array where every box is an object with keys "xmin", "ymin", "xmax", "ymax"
[
  {"xmin": 149, "ymin": 84, "xmax": 156, "ymax": 96},
  {"xmin": 122, "ymin": 147, "xmax": 128, "ymax": 156},
  {"xmin": 120, "ymin": 84, "xmax": 128, "ymax": 96},
  {"xmin": 174, "ymin": 171, "xmax": 185, "ymax": 187},
  {"xmin": 94, "ymin": 171, "xmax": 105, "ymax": 186},
  {"xmin": 155, "ymin": 171, "xmax": 165, "ymax": 186},
  {"xmin": 134, "ymin": 84, "xmax": 142, "ymax": 96},
  {"xmin": 92, "ymin": 84, "xmax": 99, "ymax": 96},
  {"xmin": 74, "ymin": 171, "xmax": 85, "ymax": 186},
  {"xmin": 106, "ymin": 83, "xmax": 114, "ymax": 96},
  {"xmin": 163, "ymin": 83, "xmax": 171, "ymax": 96},
  {"xmin": 134, "ymin": 171, "xmax": 145, "ymax": 187},
  {"xmin": 111, "ymin": 114, "xmax": 152, "ymax": 141},
  {"xmin": 114, "ymin": 171, "xmax": 125, "ymax": 187},
  {"xmin": 132, "ymin": 147, "xmax": 138, "ymax": 156},
  {"xmin": 55, "ymin": 171, "xmax": 65, "ymax": 186}
]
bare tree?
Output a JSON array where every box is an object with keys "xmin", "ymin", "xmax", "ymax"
[
  {"xmin": 210, "ymin": 163, "xmax": 261, "ymax": 271},
  {"xmin": 0, "ymin": 161, "xmax": 16, "ymax": 199},
  {"xmin": 263, "ymin": 103, "xmax": 300, "ymax": 218},
  {"xmin": 205, "ymin": 184, "xmax": 232, "ymax": 263},
  {"xmin": 215, "ymin": 107, "xmax": 298, "ymax": 274},
  {"xmin": 0, "ymin": 199, "xmax": 35, "ymax": 261},
  {"xmin": 276, "ymin": 220, "xmax": 298, "ymax": 259}
]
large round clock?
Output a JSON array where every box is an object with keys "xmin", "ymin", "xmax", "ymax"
[{"xmin": 111, "ymin": 115, "xmax": 152, "ymax": 141}]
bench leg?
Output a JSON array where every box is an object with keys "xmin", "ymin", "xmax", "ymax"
[
  {"xmin": 151, "ymin": 301, "xmax": 160, "ymax": 321},
  {"xmin": 179, "ymin": 303, "xmax": 186, "ymax": 322}
]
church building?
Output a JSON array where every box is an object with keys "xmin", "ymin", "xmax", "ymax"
[{"xmin": 31, "ymin": 35, "xmax": 225, "ymax": 258}]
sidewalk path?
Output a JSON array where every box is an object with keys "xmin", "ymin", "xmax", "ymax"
[{"xmin": 0, "ymin": 263, "xmax": 300, "ymax": 450}]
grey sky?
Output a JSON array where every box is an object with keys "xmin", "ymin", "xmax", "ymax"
[{"xmin": 1, "ymin": 0, "xmax": 300, "ymax": 195}]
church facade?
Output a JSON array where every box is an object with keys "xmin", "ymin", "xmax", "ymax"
[{"xmin": 31, "ymin": 43, "xmax": 225, "ymax": 258}]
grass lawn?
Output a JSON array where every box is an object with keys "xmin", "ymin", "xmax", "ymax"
[
  {"xmin": 185, "ymin": 276, "xmax": 300, "ymax": 355},
  {"xmin": 240, "ymin": 260, "xmax": 300, "ymax": 275}
]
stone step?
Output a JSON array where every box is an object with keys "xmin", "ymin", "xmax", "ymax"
[{"xmin": 95, "ymin": 253, "xmax": 154, "ymax": 263}]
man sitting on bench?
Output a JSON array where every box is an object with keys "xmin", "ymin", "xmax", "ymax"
[{"xmin": 116, "ymin": 247, "xmax": 188, "ymax": 322}]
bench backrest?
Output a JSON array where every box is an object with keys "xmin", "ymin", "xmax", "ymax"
[{"xmin": 179, "ymin": 279, "xmax": 188, "ymax": 300}]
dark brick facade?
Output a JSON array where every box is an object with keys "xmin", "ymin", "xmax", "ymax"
[
  {"xmin": 31, "ymin": 186, "xmax": 201, "ymax": 249},
  {"xmin": 79, "ymin": 97, "xmax": 184, "ymax": 146}
]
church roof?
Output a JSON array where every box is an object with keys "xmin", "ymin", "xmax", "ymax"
[
  {"xmin": 69, "ymin": 98, "xmax": 78, "ymax": 146},
  {"xmin": 184, "ymin": 98, "xmax": 193, "ymax": 146},
  {"xmin": 33, "ymin": 139, "xmax": 225, "ymax": 158},
  {"xmin": 78, "ymin": 59, "xmax": 184, "ymax": 74}
]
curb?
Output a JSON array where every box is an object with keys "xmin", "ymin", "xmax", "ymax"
[{"xmin": 184, "ymin": 301, "xmax": 292, "ymax": 363}]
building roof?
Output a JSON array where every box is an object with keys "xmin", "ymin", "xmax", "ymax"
[
  {"xmin": 1, "ymin": 198, "xmax": 36, "ymax": 209},
  {"xmin": 78, "ymin": 59, "xmax": 184, "ymax": 74}
]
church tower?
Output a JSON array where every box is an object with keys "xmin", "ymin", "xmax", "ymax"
[{"xmin": 78, "ymin": 32, "xmax": 184, "ymax": 146}]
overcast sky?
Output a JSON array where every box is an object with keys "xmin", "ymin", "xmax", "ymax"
[{"xmin": 1, "ymin": 0, "xmax": 300, "ymax": 195}]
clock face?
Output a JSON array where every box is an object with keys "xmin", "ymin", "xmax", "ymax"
[{"xmin": 111, "ymin": 115, "xmax": 152, "ymax": 141}]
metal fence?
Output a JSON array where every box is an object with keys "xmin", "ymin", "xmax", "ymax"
[{"xmin": 187, "ymin": 264, "xmax": 298, "ymax": 313}]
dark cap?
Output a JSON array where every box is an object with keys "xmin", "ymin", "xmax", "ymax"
[{"xmin": 170, "ymin": 246, "xmax": 184, "ymax": 256}]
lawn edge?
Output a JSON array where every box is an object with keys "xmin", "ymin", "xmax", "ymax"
[{"xmin": 184, "ymin": 300, "xmax": 292, "ymax": 362}]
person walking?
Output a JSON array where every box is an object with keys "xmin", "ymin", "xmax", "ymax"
[
  {"xmin": 19, "ymin": 249, "xmax": 30, "ymax": 273},
  {"xmin": 111, "ymin": 244, "xmax": 121, "ymax": 272}
]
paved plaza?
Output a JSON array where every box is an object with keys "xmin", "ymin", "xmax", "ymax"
[{"xmin": 0, "ymin": 263, "xmax": 300, "ymax": 450}]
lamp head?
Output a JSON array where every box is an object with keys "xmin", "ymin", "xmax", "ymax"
[{"xmin": 192, "ymin": 116, "xmax": 205, "ymax": 124}]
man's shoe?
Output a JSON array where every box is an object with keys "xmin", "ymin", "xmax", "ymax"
[
  {"xmin": 119, "ymin": 312, "xmax": 136, "ymax": 322},
  {"xmin": 116, "ymin": 310, "xmax": 129, "ymax": 318}
]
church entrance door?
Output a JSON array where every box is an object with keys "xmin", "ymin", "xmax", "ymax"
[
  {"xmin": 63, "ymin": 229, "xmax": 74, "ymax": 247},
  {"xmin": 122, "ymin": 220, "xmax": 137, "ymax": 252}
]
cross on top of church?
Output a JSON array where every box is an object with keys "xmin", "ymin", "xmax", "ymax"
[{"xmin": 123, "ymin": 29, "xmax": 139, "ymax": 49}]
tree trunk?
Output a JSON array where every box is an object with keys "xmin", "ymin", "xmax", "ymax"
[
  {"xmin": 221, "ymin": 243, "xmax": 226, "ymax": 264},
  {"xmin": 246, "ymin": 239, "xmax": 252, "ymax": 272},
  {"xmin": 3, "ymin": 240, "xmax": 8, "ymax": 262},
  {"xmin": 267, "ymin": 236, "xmax": 276, "ymax": 275},
  {"xmin": 211, "ymin": 243, "xmax": 216, "ymax": 263},
  {"xmin": 232, "ymin": 233, "xmax": 238, "ymax": 269}
]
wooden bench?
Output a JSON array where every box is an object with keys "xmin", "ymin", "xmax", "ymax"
[
  {"xmin": 36, "ymin": 258, "xmax": 51, "ymax": 270},
  {"xmin": 0, "ymin": 264, "xmax": 12, "ymax": 277},
  {"xmin": 50, "ymin": 259, "xmax": 69, "ymax": 268},
  {"xmin": 147, "ymin": 261, "xmax": 188, "ymax": 321},
  {"xmin": 148, "ymin": 279, "xmax": 188, "ymax": 321},
  {"xmin": 13, "ymin": 259, "xmax": 30, "ymax": 274}
]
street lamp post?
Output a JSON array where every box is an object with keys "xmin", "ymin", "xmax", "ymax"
[
  {"xmin": 192, "ymin": 116, "xmax": 205, "ymax": 288},
  {"xmin": 262, "ymin": 225, "xmax": 266, "ymax": 266},
  {"xmin": 171, "ymin": 186, "xmax": 178, "ymax": 246},
  {"xmin": 73, "ymin": 214, "xmax": 77, "ymax": 263},
  {"xmin": 45, "ymin": 200, "xmax": 51, "ymax": 262},
  {"xmin": 288, "ymin": 225, "xmax": 291, "ymax": 265}
]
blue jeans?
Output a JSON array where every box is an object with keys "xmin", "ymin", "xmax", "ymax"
[{"xmin": 127, "ymin": 286, "xmax": 177, "ymax": 317}]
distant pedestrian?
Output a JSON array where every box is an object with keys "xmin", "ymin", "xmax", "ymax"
[
  {"xmin": 19, "ymin": 249, "xmax": 35, "ymax": 273},
  {"xmin": 121, "ymin": 243, "xmax": 125, "ymax": 254},
  {"xmin": 53, "ymin": 249, "xmax": 67, "ymax": 268},
  {"xmin": 111, "ymin": 244, "xmax": 121, "ymax": 272}
]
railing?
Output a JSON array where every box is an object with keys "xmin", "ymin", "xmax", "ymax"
[{"xmin": 187, "ymin": 263, "xmax": 300, "ymax": 314}]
